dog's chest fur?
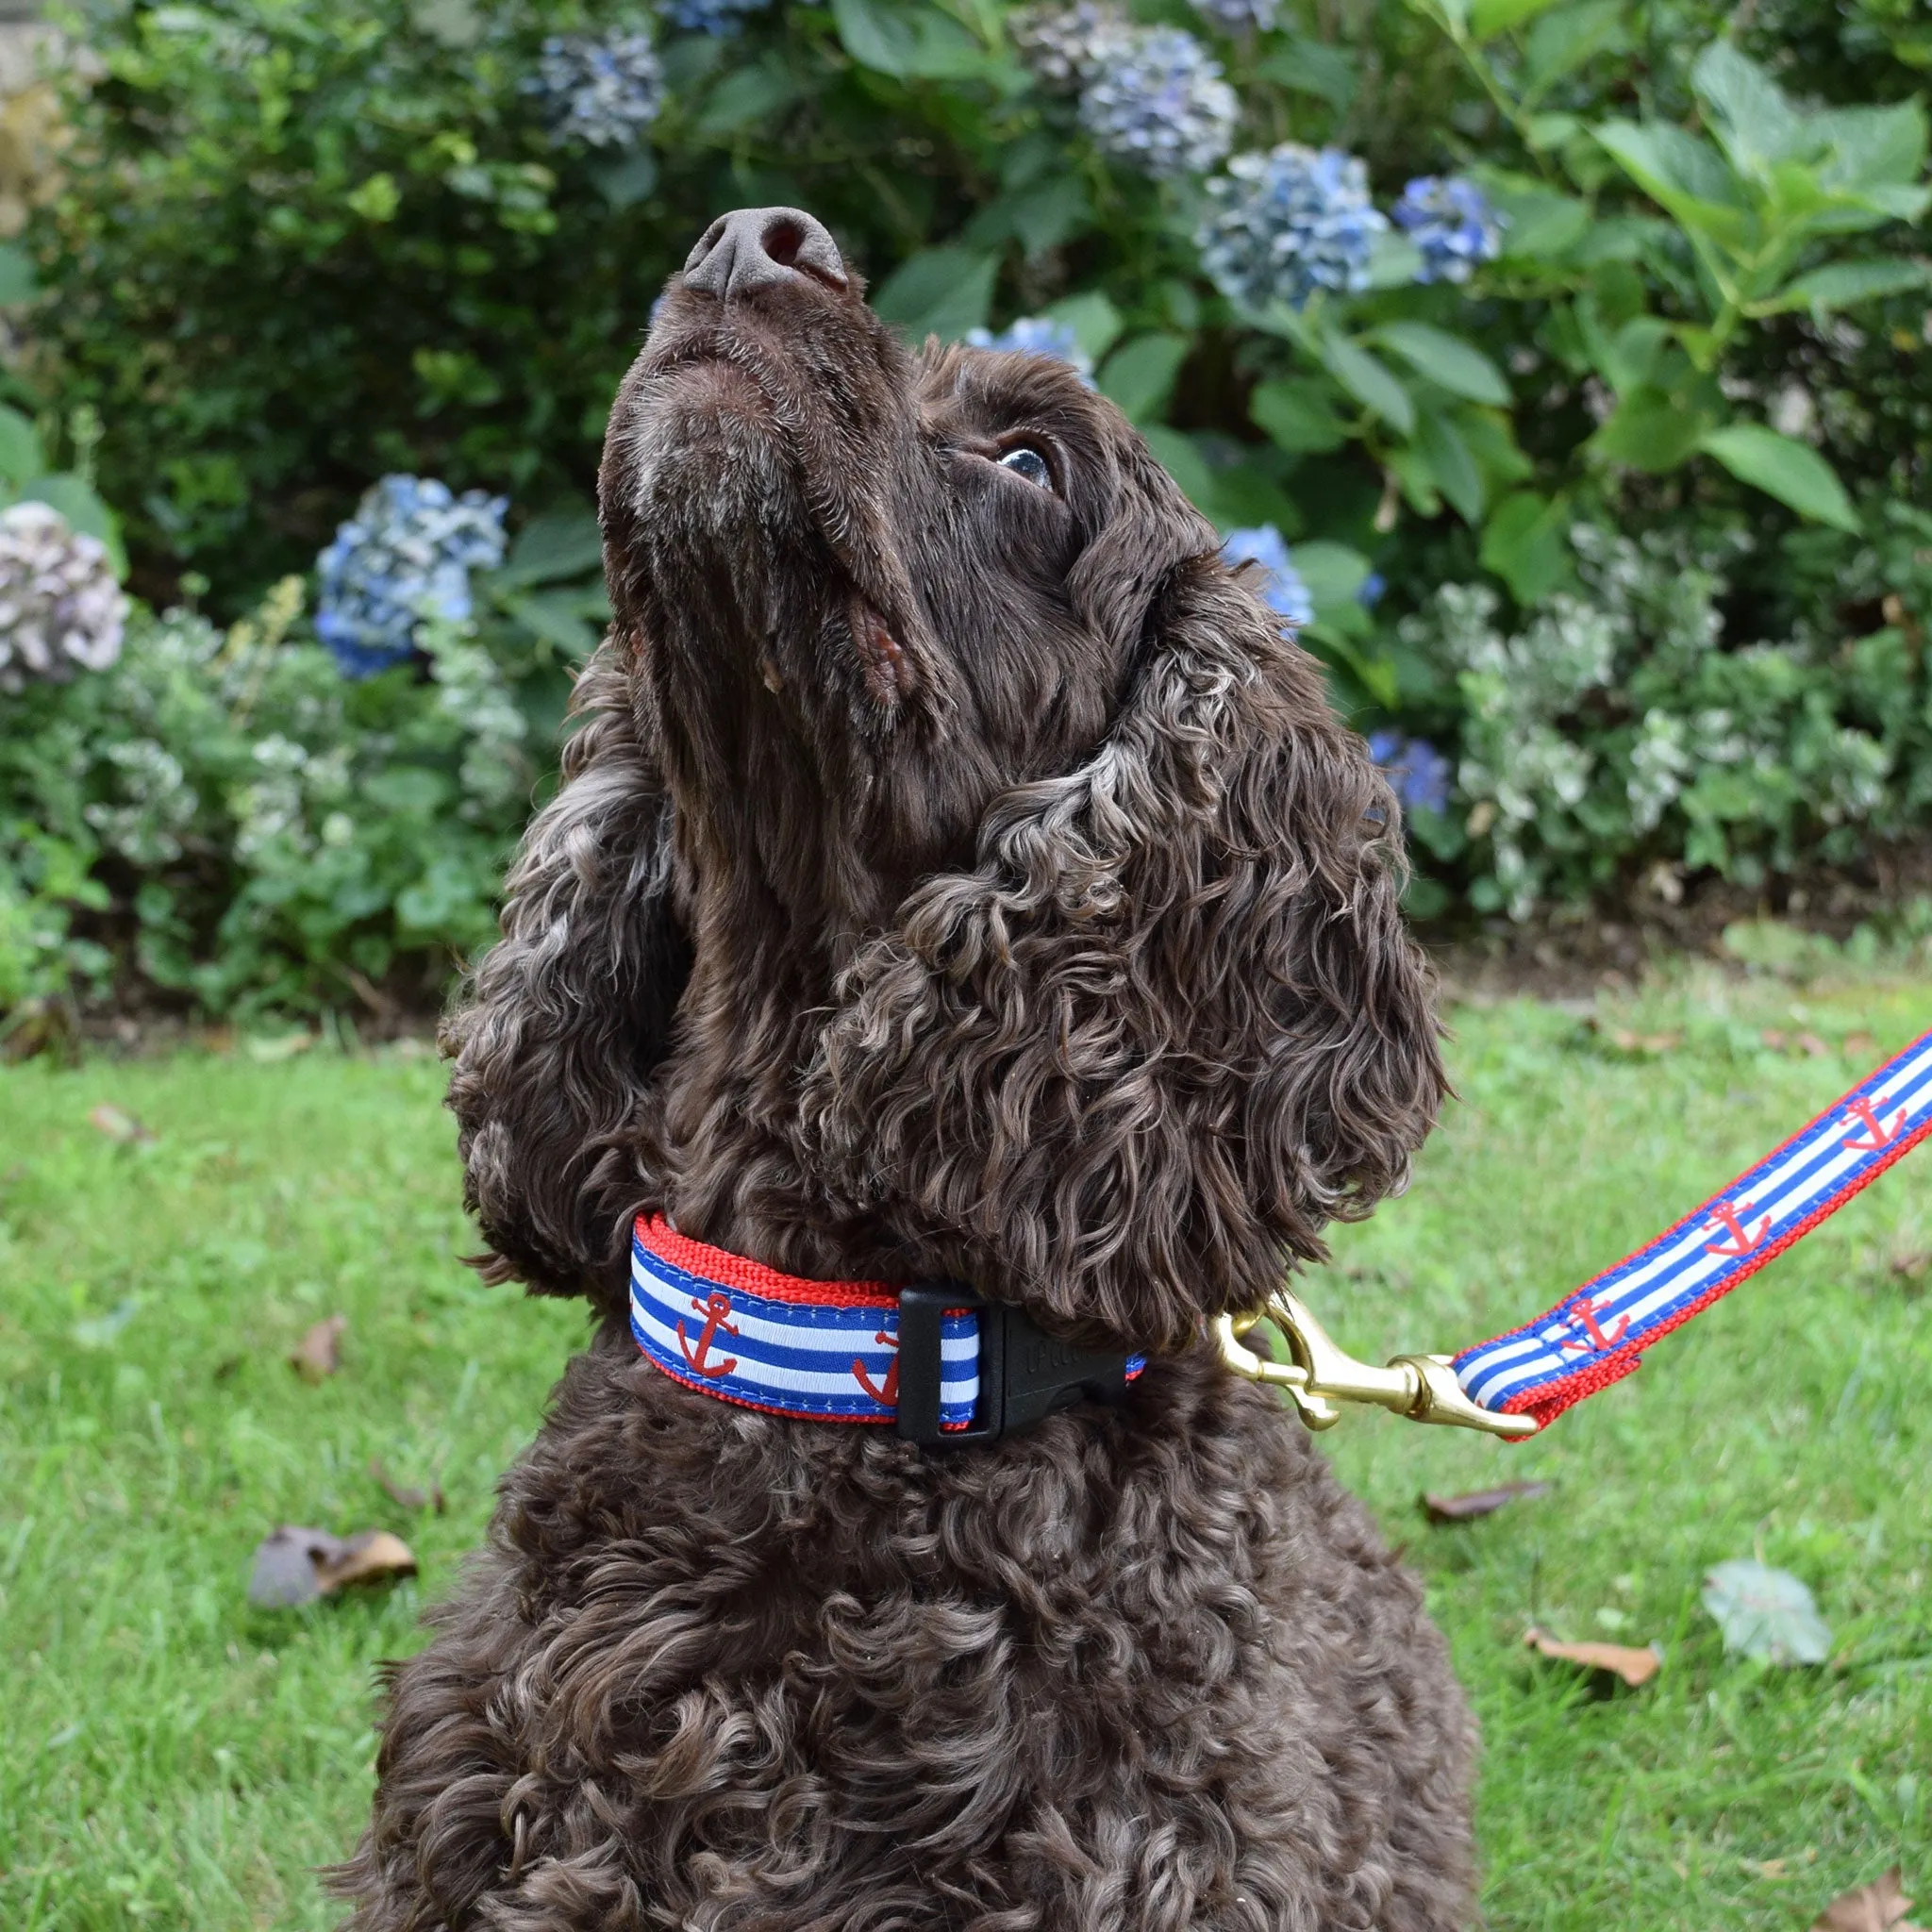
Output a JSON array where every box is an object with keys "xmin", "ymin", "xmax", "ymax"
[{"xmin": 341, "ymin": 1340, "xmax": 1474, "ymax": 1931}]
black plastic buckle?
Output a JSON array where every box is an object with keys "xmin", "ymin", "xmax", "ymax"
[{"xmin": 893, "ymin": 1281, "xmax": 1132, "ymax": 1447}]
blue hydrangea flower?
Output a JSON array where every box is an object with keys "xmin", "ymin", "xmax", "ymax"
[
  {"xmin": 1197, "ymin": 144, "xmax": 1388, "ymax": 311},
  {"xmin": 1391, "ymin": 175, "xmax": 1504, "ymax": 284},
  {"xmin": 1367, "ymin": 729, "xmax": 1453, "ymax": 815},
  {"xmin": 1012, "ymin": 0, "xmax": 1134, "ymax": 93},
  {"xmin": 315, "ymin": 475, "xmax": 508, "ymax": 679},
  {"xmin": 1223, "ymin": 525, "xmax": 1313, "ymax": 631},
  {"xmin": 966, "ymin": 316, "xmax": 1095, "ymax": 382},
  {"xmin": 1191, "ymin": 0, "xmax": 1279, "ymax": 30},
  {"xmin": 1079, "ymin": 27, "xmax": 1239, "ymax": 179},
  {"xmin": 526, "ymin": 32, "xmax": 662, "ymax": 148},
  {"xmin": 662, "ymin": 0, "xmax": 769, "ymax": 34}
]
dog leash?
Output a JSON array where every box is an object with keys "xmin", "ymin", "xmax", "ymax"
[{"xmin": 1216, "ymin": 1026, "xmax": 1932, "ymax": 1440}]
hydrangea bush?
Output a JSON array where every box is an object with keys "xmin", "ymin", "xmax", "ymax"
[
  {"xmin": 314, "ymin": 476, "xmax": 508, "ymax": 679},
  {"xmin": 0, "ymin": 502, "xmax": 127, "ymax": 691},
  {"xmin": 14, "ymin": 0, "xmax": 1932, "ymax": 1017}
]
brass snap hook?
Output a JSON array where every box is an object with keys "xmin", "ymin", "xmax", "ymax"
[{"xmin": 1213, "ymin": 1290, "xmax": 1538, "ymax": 1441}]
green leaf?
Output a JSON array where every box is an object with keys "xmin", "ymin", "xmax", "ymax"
[
  {"xmin": 1098, "ymin": 333, "xmax": 1189, "ymax": 424},
  {"xmin": 1255, "ymin": 38, "xmax": 1357, "ymax": 112},
  {"xmin": 1470, "ymin": 0, "xmax": 1562, "ymax": 38},
  {"xmin": 1764, "ymin": 258, "xmax": 1932, "ymax": 314},
  {"xmin": 1590, "ymin": 386, "xmax": 1709, "ymax": 472},
  {"xmin": 962, "ymin": 175, "xmax": 1092, "ymax": 258},
  {"xmin": 1594, "ymin": 122, "xmax": 1755, "ymax": 248},
  {"xmin": 1289, "ymin": 539, "xmax": 1370, "ymax": 612},
  {"xmin": 1249, "ymin": 377, "xmax": 1349, "ymax": 454},
  {"xmin": 503, "ymin": 590, "xmax": 600, "ymax": 658},
  {"xmin": 1139, "ymin": 425, "xmax": 1215, "ymax": 510},
  {"xmin": 1701, "ymin": 1560, "xmax": 1832, "ymax": 1665},
  {"xmin": 833, "ymin": 0, "xmax": 919, "ymax": 74},
  {"xmin": 695, "ymin": 63, "xmax": 802, "ymax": 136},
  {"xmin": 21, "ymin": 475, "xmax": 125, "ymax": 576},
  {"xmin": 589, "ymin": 150, "xmax": 657, "ymax": 211},
  {"xmin": 0, "ymin": 242, "xmax": 37, "ymax": 307},
  {"xmin": 1413, "ymin": 408, "xmax": 1486, "ymax": 522},
  {"xmin": 1690, "ymin": 42, "xmax": 1806, "ymax": 175},
  {"xmin": 0, "ymin": 405, "xmax": 45, "ymax": 487},
  {"xmin": 871, "ymin": 247, "xmax": 997, "ymax": 341},
  {"xmin": 493, "ymin": 507, "xmax": 605, "ymax": 590},
  {"xmin": 1321, "ymin": 334, "xmax": 1414, "ymax": 435},
  {"xmin": 1043, "ymin": 291, "xmax": 1124, "ymax": 366},
  {"xmin": 1812, "ymin": 98, "xmax": 1928, "ymax": 194},
  {"xmin": 1699, "ymin": 423, "xmax": 1861, "ymax": 532},
  {"xmin": 1521, "ymin": 0, "xmax": 1624, "ymax": 99},
  {"xmin": 345, "ymin": 173, "xmax": 400, "ymax": 223},
  {"xmin": 1490, "ymin": 183, "xmax": 1591, "ymax": 260},
  {"xmin": 1480, "ymin": 491, "xmax": 1570, "ymax": 604},
  {"xmin": 1373, "ymin": 323, "xmax": 1510, "ymax": 406}
]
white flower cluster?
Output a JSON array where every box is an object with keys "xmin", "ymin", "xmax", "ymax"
[{"xmin": 0, "ymin": 502, "xmax": 129, "ymax": 692}]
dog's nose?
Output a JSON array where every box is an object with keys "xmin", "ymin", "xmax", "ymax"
[{"xmin": 682, "ymin": 207, "xmax": 848, "ymax": 301}]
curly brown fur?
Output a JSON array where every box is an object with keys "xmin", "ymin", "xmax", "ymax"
[{"xmin": 335, "ymin": 207, "xmax": 1470, "ymax": 1932}]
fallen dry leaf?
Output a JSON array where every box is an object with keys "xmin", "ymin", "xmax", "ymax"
[
  {"xmin": 1605, "ymin": 1027, "xmax": 1682, "ymax": 1055},
  {"xmin": 1890, "ymin": 1251, "xmax": 1929, "ymax": 1282},
  {"xmin": 1810, "ymin": 1867, "xmax": 1921, "ymax": 1932},
  {"xmin": 1523, "ymin": 1626, "xmax": 1661, "ymax": 1687},
  {"xmin": 370, "ymin": 1457, "xmax": 445, "ymax": 1514},
  {"xmin": 88, "ymin": 1103, "xmax": 155, "ymax": 1146},
  {"xmin": 1762, "ymin": 1028, "xmax": 1788, "ymax": 1050},
  {"xmin": 247, "ymin": 1525, "xmax": 417, "ymax": 1608},
  {"xmin": 1797, "ymin": 1030, "xmax": 1830, "ymax": 1058},
  {"xmin": 1423, "ymin": 1480, "xmax": 1552, "ymax": 1524},
  {"xmin": 289, "ymin": 1313, "xmax": 346, "ymax": 1382},
  {"xmin": 1845, "ymin": 1032, "xmax": 1878, "ymax": 1059}
]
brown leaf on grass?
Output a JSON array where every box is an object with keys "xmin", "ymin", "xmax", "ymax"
[
  {"xmin": 1890, "ymin": 1251, "xmax": 1929, "ymax": 1282},
  {"xmin": 1845, "ymin": 1032, "xmax": 1878, "ymax": 1060},
  {"xmin": 88, "ymin": 1103, "xmax": 155, "ymax": 1145},
  {"xmin": 1810, "ymin": 1868, "xmax": 1921, "ymax": 1932},
  {"xmin": 1605, "ymin": 1027, "xmax": 1682, "ymax": 1055},
  {"xmin": 1423, "ymin": 1480, "xmax": 1552, "ymax": 1524},
  {"xmin": 247, "ymin": 1525, "xmax": 417, "ymax": 1608},
  {"xmin": 289, "ymin": 1313, "xmax": 346, "ymax": 1381},
  {"xmin": 370, "ymin": 1457, "xmax": 445, "ymax": 1514},
  {"xmin": 1522, "ymin": 1626, "xmax": 1661, "ymax": 1687},
  {"xmin": 1796, "ymin": 1030, "xmax": 1830, "ymax": 1058}
]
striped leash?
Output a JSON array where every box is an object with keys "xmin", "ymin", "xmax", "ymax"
[{"xmin": 1215, "ymin": 1027, "xmax": 1932, "ymax": 1440}]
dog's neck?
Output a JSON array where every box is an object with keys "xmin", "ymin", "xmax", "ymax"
[{"xmin": 648, "ymin": 854, "xmax": 908, "ymax": 1286}]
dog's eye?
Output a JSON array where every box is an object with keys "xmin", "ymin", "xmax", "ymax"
[{"xmin": 997, "ymin": 446, "xmax": 1054, "ymax": 491}]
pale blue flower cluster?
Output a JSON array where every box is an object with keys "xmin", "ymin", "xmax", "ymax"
[
  {"xmin": 527, "ymin": 32, "xmax": 662, "ymax": 148},
  {"xmin": 1079, "ymin": 26, "xmax": 1239, "ymax": 179},
  {"xmin": 1012, "ymin": 0, "xmax": 1133, "ymax": 94},
  {"xmin": 315, "ymin": 476, "xmax": 508, "ymax": 679},
  {"xmin": 1222, "ymin": 525, "xmax": 1313, "ymax": 631},
  {"xmin": 663, "ymin": 0, "xmax": 770, "ymax": 34},
  {"xmin": 1198, "ymin": 143, "xmax": 1387, "ymax": 311},
  {"xmin": 966, "ymin": 316, "xmax": 1094, "ymax": 381},
  {"xmin": 1391, "ymin": 175, "xmax": 1504, "ymax": 284},
  {"xmin": 1367, "ymin": 729, "xmax": 1453, "ymax": 815},
  {"xmin": 1191, "ymin": 0, "xmax": 1279, "ymax": 31}
]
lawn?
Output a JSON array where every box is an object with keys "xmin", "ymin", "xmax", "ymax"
[{"xmin": 1, "ymin": 964, "xmax": 1927, "ymax": 1932}]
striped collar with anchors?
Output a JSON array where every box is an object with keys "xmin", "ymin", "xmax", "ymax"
[
  {"xmin": 1218, "ymin": 1024, "xmax": 1932, "ymax": 1441},
  {"xmin": 629, "ymin": 1215, "xmax": 1145, "ymax": 1446}
]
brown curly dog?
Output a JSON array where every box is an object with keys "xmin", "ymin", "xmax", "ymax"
[{"xmin": 331, "ymin": 206, "xmax": 1471, "ymax": 1932}]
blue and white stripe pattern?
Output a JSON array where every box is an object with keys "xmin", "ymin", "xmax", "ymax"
[
  {"xmin": 1454, "ymin": 1029, "xmax": 1932, "ymax": 1426},
  {"xmin": 629, "ymin": 1226, "xmax": 981, "ymax": 1427}
]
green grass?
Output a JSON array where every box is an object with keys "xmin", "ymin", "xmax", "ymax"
[{"xmin": 1, "ymin": 969, "xmax": 1927, "ymax": 1931}]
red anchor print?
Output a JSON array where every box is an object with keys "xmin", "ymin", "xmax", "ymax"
[
  {"xmin": 852, "ymin": 1328, "xmax": 898, "ymax": 1405},
  {"xmin": 1556, "ymin": 1293, "xmax": 1630, "ymax": 1354},
  {"xmin": 677, "ymin": 1291, "xmax": 739, "ymax": 1377},
  {"xmin": 1841, "ymin": 1095, "xmax": 1907, "ymax": 1153},
  {"xmin": 1704, "ymin": 1197, "xmax": 1772, "ymax": 1258}
]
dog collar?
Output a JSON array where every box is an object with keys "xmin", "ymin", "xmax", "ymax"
[{"xmin": 629, "ymin": 1215, "xmax": 1144, "ymax": 1444}]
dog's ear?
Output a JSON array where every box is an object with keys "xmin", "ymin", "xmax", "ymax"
[
  {"xmin": 802, "ymin": 470, "xmax": 1443, "ymax": 1353},
  {"xmin": 443, "ymin": 642, "xmax": 691, "ymax": 1307}
]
